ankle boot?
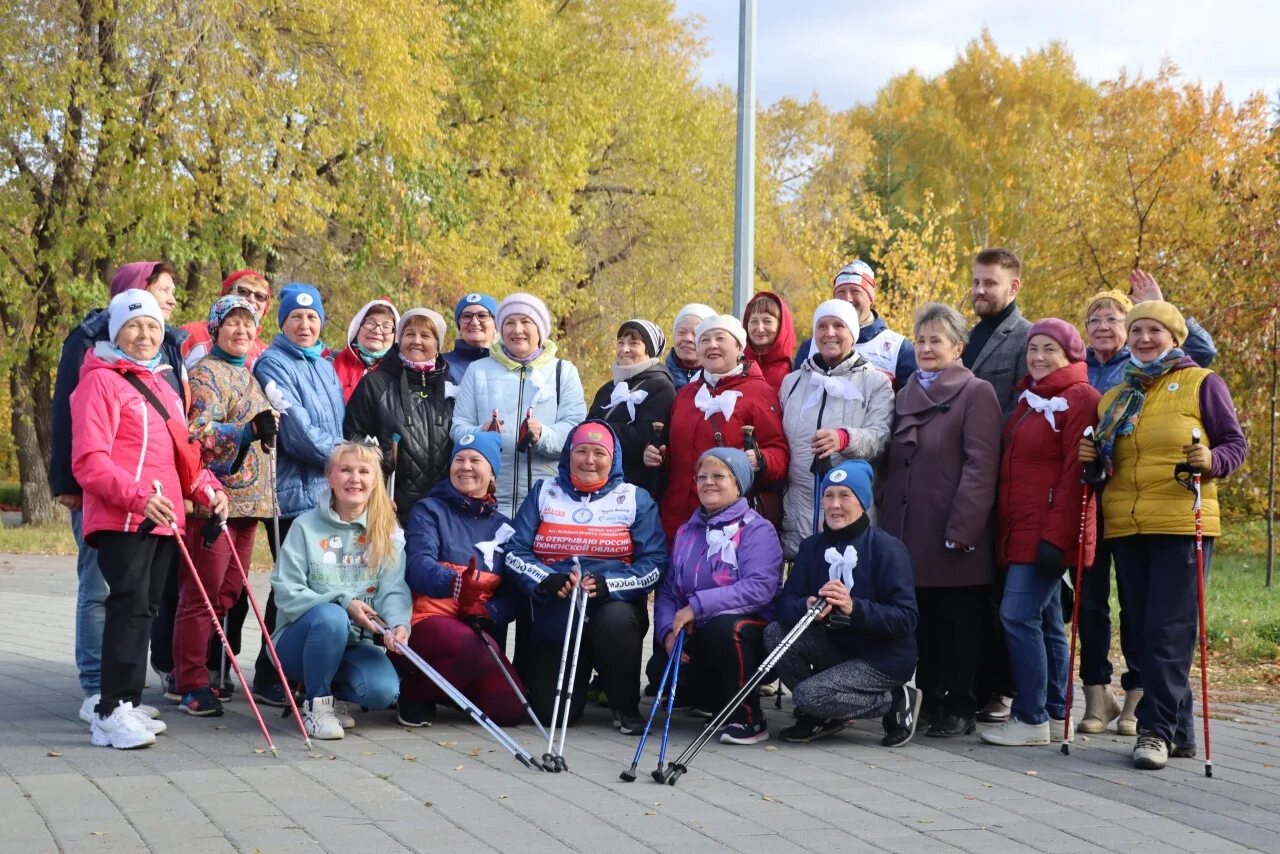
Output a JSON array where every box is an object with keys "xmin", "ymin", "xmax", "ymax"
[
  {"xmin": 1078, "ymin": 685, "xmax": 1121, "ymax": 734},
  {"xmin": 1116, "ymin": 688, "xmax": 1142, "ymax": 736}
]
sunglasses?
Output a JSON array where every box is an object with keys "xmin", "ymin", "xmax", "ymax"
[{"xmin": 230, "ymin": 284, "xmax": 270, "ymax": 305}]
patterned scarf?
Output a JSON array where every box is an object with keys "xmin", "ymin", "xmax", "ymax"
[{"xmin": 1095, "ymin": 348, "xmax": 1185, "ymax": 470}]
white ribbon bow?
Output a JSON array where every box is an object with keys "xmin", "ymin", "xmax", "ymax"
[
  {"xmin": 475, "ymin": 523, "xmax": 515, "ymax": 571},
  {"xmin": 263, "ymin": 379, "xmax": 293, "ymax": 413},
  {"xmin": 705, "ymin": 522, "xmax": 742, "ymax": 567},
  {"xmin": 608, "ymin": 381, "xmax": 649, "ymax": 422},
  {"xmin": 1019, "ymin": 390, "xmax": 1070, "ymax": 432},
  {"xmin": 824, "ymin": 545, "xmax": 858, "ymax": 589},
  {"xmin": 445, "ymin": 381, "xmax": 458, "ymax": 400},
  {"xmin": 694, "ymin": 384, "xmax": 742, "ymax": 422},
  {"xmin": 804, "ymin": 372, "xmax": 864, "ymax": 410}
]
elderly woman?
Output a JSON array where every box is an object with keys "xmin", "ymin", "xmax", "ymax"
[
  {"xmin": 171, "ymin": 296, "xmax": 278, "ymax": 717},
  {"xmin": 333, "ymin": 298, "xmax": 400, "ymax": 402},
  {"xmin": 767, "ymin": 461, "xmax": 919, "ymax": 746},
  {"xmin": 654, "ymin": 448, "xmax": 781, "ymax": 745},
  {"xmin": 504, "ymin": 421, "xmax": 666, "ymax": 733},
  {"xmin": 1081, "ymin": 300, "xmax": 1245, "ymax": 770},
  {"xmin": 271, "ymin": 441, "xmax": 411, "ymax": 739},
  {"xmin": 779, "ymin": 299, "xmax": 894, "ymax": 558},
  {"xmin": 443, "ymin": 293, "xmax": 498, "ymax": 382},
  {"xmin": 450, "ymin": 292, "xmax": 587, "ymax": 517},
  {"xmin": 587, "ymin": 319, "xmax": 677, "ymax": 495},
  {"xmin": 980, "ymin": 320, "xmax": 1100, "ymax": 747},
  {"xmin": 399, "ymin": 433, "xmax": 524, "ymax": 727},
  {"xmin": 645, "ymin": 314, "xmax": 789, "ymax": 544},
  {"xmin": 345, "ymin": 308, "xmax": 455, "ymax": 522},
  {"xmin": 878, "ymin": 302, "xmax": 1002, "ymax": 738},
  {"xmin": 665, "ymin": 303, "xmax": 717, "ymax": 391},
  {"xmin": 742, "ymin": 292, "xmax": 797, "ymax": 392},
  {"xmin": 71, "ymin": 289, "xmax": 226, "ymax": 748}
]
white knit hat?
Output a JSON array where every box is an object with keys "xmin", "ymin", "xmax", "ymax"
[
  {"xmin": 108, "ymin": 289, "xmax": 164, "ymax": 343},
  {"xmin": 695, "ymin": 314, "xmax": 747, "ymax": 350},
  {"xmin": 672, "ymin": 303, "xmax": 717, "ymax": 335},
  {"xmin": 496, "ymin": 292, "xmax": 552, "ymax": 344},
  {"xmin": 346, "ymin": 298, "xmax": 400, "ymax": 345},
  {"xmin": 397, "ymin": 307, "xmax": 447, "ymax": 348},
  {"xmin": 812, "ymin": 298, "xmax": 861, "ymax": 342}
]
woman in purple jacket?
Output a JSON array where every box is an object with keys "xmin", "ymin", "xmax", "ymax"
[{"xmin": 654, "ymin": 447, "xmax": 782, "ymax": 745}]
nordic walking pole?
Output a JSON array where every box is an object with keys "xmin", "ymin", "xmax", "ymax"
[
  {"xmin": 649, "ymin": 422, "xmax": 665, "ymax": 498},
  {"xmin": 554, "ymin": 578, "xmax": 590, "ymax": 772},
  {"xmin": 542, "ymin": 582, "xmax": 580, "ymax": 771},
  {"xmin": 621, "ymin": 630, "xmax": 682, "ymax": 782},
  {"xmin": 472, "ymin": 623, "xmax": 549, "ymax": 741},
  {"xmin": 1062, "ymin": 482, "xmax": 1092, "ymax": 755},
  {"xmin": 1190, "ymin": 428, "xmax": 1213, "ymax": 778},
  {"xmin": 651, "ymin": 630, "xmax": 686, "ymax": 783},
  {"xmin": 388, "ymin": 433, "xmax": 400, "ymax": 504}
]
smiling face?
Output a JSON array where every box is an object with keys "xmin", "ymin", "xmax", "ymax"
[
  {"xmin": 501, "ymin": 314, "xmax": 540, "ymax": 359},
  {"xmin": 815, "ymin": 315, "xmax": 855, "ymax": 362},
  {"xmin": 696, "ymin": 455, "xmax": 740, "ymax": 514},
  {"xmin": 1085, "ymin": 299, "xmax": 1126, "ymax": 360},
  {"xmin": 570, "ymin": 443, "xmax": 612, "ymax": 483},
  {"xmin": 914, "ymin": 321, "xmax": 964, "ymax": 371},
  {"xmin": 615, "ymin": 330, "xmax": 647, "ymax": 367},
  {"xmin": 356, "ymin": 306, "xmax": 396, "ymax": 353},
  {"xmin": 328, "ymin": 450, "xmax": 378, "ymax": 516},
  {"xmin": 449, "ymin": 449, "xmax": 493, "ymax": 499},
  {"xmin": 457, "ymin": 305, "xmax": 495, "ymax": 347},
  {"xmin": 115, "ymin": 317, "xmax": 164, "ymax": 361},
  {"xmin": 216, "ymin": 309, "xmax": 258, "ymax": 359},
  {"xmin": 673, "ymin": 316, "xmax": 701, "ymax": 366},
  {"xmin": 400, "ymin": 316, "xmax": 439, "ymax": 362},
  {"xmin": 1127, "ymin": 318, "xmax": 1175, "ymax": 363},
  {"xmin": 698, "ymin": 329, "xmax": 741, "ymax": 374},
  {"xmin": 822, "ymin": 484, "xmax": 864, "ymax": 530},
  {"xmin": 282, "ymin": 309, "xmax": 322, "ymax": 348},
  {"xmin": 833, "ymin": 282, "xmax": 873, "ymax": 325},
  {"xmin": 146, "ymin": 273, "xmax": 178, "ymax": 321},
  {"xmin": 747, "ymin": 307, "xmax": 780, "ymax": 351},
  {"xmin": 970, "ymin": 262, "xmax": 1021, "ymax": 318},
  {"xmin": 1026, "ymin": 334, "xmax": 1070, "ymax": 382}
]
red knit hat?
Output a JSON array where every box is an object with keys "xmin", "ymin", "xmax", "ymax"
[{"xmin": 1027, "ymin": 318, "xmax": 1086, "ymax": 363}]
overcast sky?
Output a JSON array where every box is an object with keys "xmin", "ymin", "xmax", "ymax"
[{"xmin": 673, "ymin": 0, "xmax": 1280, "ymax": 110}]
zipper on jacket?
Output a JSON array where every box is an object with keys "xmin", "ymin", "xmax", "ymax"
[
  {"xmin": 512, "ymin": 366, "xmax": 526, "ymax": 516},
  {"xmin": 125, "ymin": 399, "xmax": 151, "ymax": 533}
]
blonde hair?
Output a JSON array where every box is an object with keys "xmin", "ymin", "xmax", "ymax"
[{"xmin": 327, "ymin": 441, "xmax": 398, "ymax": 571}]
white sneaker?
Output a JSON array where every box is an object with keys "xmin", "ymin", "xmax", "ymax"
[
  {"xmin": 333, "ymin": 700, "xmax": 356, "ymax": 729},
  {"xmin": 1133, "ymin": 731, "xmax": 1169, "ymax": 769},
  {"xmin": 128, "ymin": 706, "xmax": 167, "ymax": 735},
  {"xmin": 304, "ymin": 696, "xmax": 345, "ymax": 740},
  {"xmin": 979, "ymin": 718, "xmax": 1050, "ymax": 746},
  {"xmin": 81, "ymin": 693, "xmax": 164, "ymax": 728},
  {"xmin": 90, "ymin": 702, "xmax": 157, "ymax": 749},
  {"xmin": 79, "ymin": 694, "xmax": 100, "ymax": 724},
  {"xmin": 135, "ymin": 702, "xmax": 161, "ymax": 720},
  {"xmin": 1048, "ymin": 714, "xmax": 1074, "ymax": 744}
]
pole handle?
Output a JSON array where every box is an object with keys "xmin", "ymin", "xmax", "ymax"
[{"xmin": 1191, "ymin": 428, "xmax": 1202, "ymax": 445}]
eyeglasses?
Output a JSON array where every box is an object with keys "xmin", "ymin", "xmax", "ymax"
[
  {"xmin": 458, "ymin": 311, "xmax": 492, "ymax": 325},
  {"xmin": 361, "ymin": 320, "xmax": 396, "ymax": 335},
  {"xmin": 1085, "ymin": 315, "xmax": 1125, "ymax": 328},
  {"xmin": 695, "ymin": 473, "xmax": 732, "ymax": 484},
  {"xmin": 230, "ymin": 285, "xmax": 270, "ymax": 305}
]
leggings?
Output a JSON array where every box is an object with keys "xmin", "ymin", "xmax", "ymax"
[
  {"xmin": 765, "ymin": 621, "xmax": 897, "ymax": 721},
  {"xmin": 395, "ymin": 616, "xmax": 525, "ymax": 726}
]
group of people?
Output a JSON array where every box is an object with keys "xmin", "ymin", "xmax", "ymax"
[{"xmin": 49, "ymin": 248, "xmax": 1245, "ymax": 772}]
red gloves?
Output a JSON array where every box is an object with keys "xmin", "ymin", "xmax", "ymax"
[{"xmin": 455, "ymin": 558, "xmax": 488, "ymax": 620}]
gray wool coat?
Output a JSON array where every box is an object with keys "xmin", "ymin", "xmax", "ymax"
[{"xmin": 968, "ymin": 303, "xmax": 1032, "ymax": 416}]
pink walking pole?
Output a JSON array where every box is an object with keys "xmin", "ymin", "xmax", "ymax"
[{"xmin": 1190, "ymin": 429, "xmax": 1213, "ymax": 778}]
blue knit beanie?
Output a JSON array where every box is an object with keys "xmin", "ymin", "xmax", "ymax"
[
  {"xmin": 821, "ymin": 460, "xmax": 874, "ymax": 512},
  {"xmin": 277, "ymin": 283, "xmax": 325, "ymax": 326},
  {"xmin": 698, "ymin": 447, "xmax": 753, "ymax": 496},
  {"xmin": 452, "ymin": 431, "xmax": 503, "ymax": 478},
  {"xmin": 453, "ymin": 292, "xmax": 499, "ymax": 327}
]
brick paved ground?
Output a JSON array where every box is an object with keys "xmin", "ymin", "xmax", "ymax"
[{"xmin": 2, "ymin": 553, "xmax": 1279, "ymax": 853}]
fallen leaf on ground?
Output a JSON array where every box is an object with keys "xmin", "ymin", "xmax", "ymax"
[
  {"xmin": 214, "ymin": 725, "xmax": 227, "ymax": 731},
  {"xmin": 644, "ymin": 811, "xmax": 656, "ymax": 816},
  {"xmin": 454, "ymin": 765, "xmax": 464, "ymax": 771},
  {"xmin": 253, "ymin": 748, "xmax": 265, "ymax": 754},
  {"xmin": 424, "ymin": 801, "xmax": 433, "ymax": 807},
  {"xmin": 498, "ymin": 795, "xmax": 508, "ymax": 800},
  {"xmin": 1025, "ymin": 770, "xmax": 1038, "ymax": 776},
  {"xmin": 437, "ymin": 740, "xmax": 457, "ymax": 747},
  {"xmin": 466, "ymin": 747, "xmax": 481, "ymax": 757},
  {"xmin": 402, "ymin": 754, "xmax": 417, "ymax": 761},
  {"xmin": 763, "ymin": 746, "xmax": 778, "ymax": 752},
  {"xmin": 761, "ymin": 795, "xmax": 773, "ymax": 802},
  {"xmin": 90, "ymin": 832, "xmax": 105, "ymax": 836},
  {"xmin": 46, "ymin": 751, "xmax": 62, "ymax": 757}
]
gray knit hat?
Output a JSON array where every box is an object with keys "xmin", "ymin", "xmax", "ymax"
[{"xmin": 698, "ymin": 447, "xmax": 754, "ymax": 496}]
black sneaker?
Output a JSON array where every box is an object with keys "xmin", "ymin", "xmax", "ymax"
[
  {"xmin": 251, "ymin": 681, "xmax": 288, "ymax": 708},
  {"xmin": 779, "ymin": 715, "xmax": 845, "ymax": 743},
  {"xmin": 179, "ymin": 687, "xmax": 224, "ymax": 717},
  {"xmin": 396, "ymin": 698, "xmax": 435, "ymax": 728},
  {"xmin": 720, "ymin": 721, "xmax": 769, "ymax": 745},
  {"xmin": 207, "ymin": 670, "xmax": 235, "ymax": 702},
  {"xmin": 614, "ymin": 709, "xmax": 645, "ymax": 735},
  {"xmin": 926, "ymin": 713, "xmax": 976, "ymax": 738},
  {"xmin": 881, "ymin": 685, "xmax": 922, "ymax": 747},
  {"xmin": 161, "ymin": 671, "xmax": 182, "ymax": 702}
]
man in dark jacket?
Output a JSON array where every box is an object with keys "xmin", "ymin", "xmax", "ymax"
[{"xmin": 765, "ymin": 460, "xmax": 920, "ymax": 747}]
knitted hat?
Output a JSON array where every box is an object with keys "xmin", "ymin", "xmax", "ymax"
[
  {"xmin": 220, "ymin": 269, "xmax": 272, "ymax": 318},
  {"xmin": 699, "ymin": 447, "xmax": 753, "ymax": 496},
  {"xmin": 1126, "ymin": 300, "xmax": 1188, "ymax": 347},
  {"xmin": 453, "ymin": 292, "xmax": 499, "ymax": 327},
  {"xmin": 812, "ymin": 298, "xmax": 861, "ymax": 342},
  {"xmin": 207, "ymin": 295, "xmax": 260, "ymax": 339},
  {"xmin": 346, "ymin": 297, "xmax": 399, "ymax": 345},
  {"xmin": 1084, "ymin": 288, "xmax": 1133, "ymax": 320},
  {"xmin": 821, "ymin": 460, "xmax": 874, "ymax": 512},
  {"xmin": 452, "ymin": 431, "xmax": 503, "ymax": 478},
  {"xmin": 496, "ymin": 292, "xmax": 552, "ymax": 344},
  {"xmin": 832, "ymin": 259, "xmax": 876, "ymax": 301},
  {"xmin": 618, "ymin": 319, "xmax": 667, "ymax": 357},
  {"xmin": 672, "ymin": 303, "xmax": 717, "ymax": 335},
  {"xmin": 570, "ymin": 422, "xmax": 616, "ymax": 457},
  {"xmin": 1027, "ymin": 318, "xmax": 1086, "ymax": 363},
  {"xmin": 108, "ymin": 289, "xmax": 165, "ymax": 343},
  {"xmin": 398, "ymin": 307, "xmax": 447, "ymax": 347},
  {"xmin": 695, "ymin": 314, "xmax": 747, "ymax": 350},
  {"xmin": 277, "ymin": 283, "xmax": 326, "ymax": 326},
  {"xmin": 109, "ymin": 261, "xmax": 166, "ymax": 296}
]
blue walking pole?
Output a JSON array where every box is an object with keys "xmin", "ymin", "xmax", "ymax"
[
  {"xmin": 651, "ymin": 631, "xmax": 687, "ymax": 783},
  {"xmin": 619, "ymin": 630, "xmax": 683, "ymax": 782}
]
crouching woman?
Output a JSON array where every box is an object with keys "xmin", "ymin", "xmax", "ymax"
[{"xmin": 270, "ymin": 440, "xmax": 411, "ymax": 740}]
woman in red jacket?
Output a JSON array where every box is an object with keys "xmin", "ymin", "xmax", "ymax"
[
  {"xmin": 982, "ymin": 319, "xmax": 1099, "ymax": 747},
  {"xmin": 644, "ymin": 315, "xmax": 789, "ymax": 544},
  {"xmin": 332, "ymin": 297, "xmax": 400, "ymax": 402},
  {"xmin": 741, "ymin": 291, "xmax": 796, "ymax": 393}
]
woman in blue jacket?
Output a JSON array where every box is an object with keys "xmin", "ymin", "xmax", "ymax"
[
  {"xmin": 766, "ymin": 460, "xmax": 920, "ymax": 747},
  {"xmin": 504, "ymin": 421, "xmax": 666, "ymax": 732}
]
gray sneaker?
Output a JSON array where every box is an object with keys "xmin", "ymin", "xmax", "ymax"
[{"xmin": 1133, "ymin": 731, "xmax": 1169, "ymax": 770}]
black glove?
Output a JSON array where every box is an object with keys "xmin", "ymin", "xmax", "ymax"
[
  {"xmin": 200, "ymin": 513, "xmax": 225, "ymax": 548},
  {"xmin": 584, "ymin": 572, "xmax": 610, "ymax": 601},
  {"xmin": 251, "ymin": 409, "xmax": 278, "ymax": 449},
  {"xmin": 1035, "ymin": 540, "xmax": 1065, "ymax": 578},
  {"xmin": 535, "ymin": 571, "xmax": 572, "ymax": 597},
  {"xmin": 825, "ymin": 611, "xmax": 852, "ymax": 629},
  {"xmin": 810, "ymin": 454, "xmax": 834, "ymax": 476}
]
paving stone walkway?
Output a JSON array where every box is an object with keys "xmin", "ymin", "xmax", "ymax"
[{"xmin": 2, "ymin": 553, "xmax": 1279, "ymax": 853}]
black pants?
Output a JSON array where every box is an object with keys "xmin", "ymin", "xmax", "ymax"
[
  {"xmin": 915, "ymin": 585, "xmax": 984, "ymax": 718},
  {"xmin": 147, "ymin": 549, "xmax": 181, "ymax": 674},
  {"xmin": 650, "ymin": 614, "xmax": 767, "ymax": 726},
  {"xmin": 975, "ymin": 573, "xmax": 1014, "ymax": 706},
  {"xmin": 518, "ymin": 599, "xmax": 648, "ymax": 726},
  {"xmin": 97, "ymin": 532, "xmax": 177, "ymax": 716}
]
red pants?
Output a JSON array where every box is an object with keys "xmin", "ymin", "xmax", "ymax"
[
  {"xmin": 171, "ymin": 519, "xmax": 257, "ymax": 693},
  {"xmin": 396, "ymin": 617, "xmax": 526, "ymax": 727}
]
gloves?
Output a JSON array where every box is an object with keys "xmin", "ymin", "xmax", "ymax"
[
  {"xmin": 1035, "ymin": 540, "xmax": 1065, "ymax": 578},
  {"xmin": 516, "ymin": 415, "xmax": 535, "ymax": 452},
  {"xmin": 468, "ymin": 614, "xmax": 498, "ymax": 637},
  {"xmin": 200, "ymin": 513, "xmax": 224, "ymax": 548},
  {"xmin": 455, "ymin": 558, "xmax": 488, "ymax": 619},
  {"xmin": 251, "ymin": 409, "xmax": 278, "ymax": 449},
  {"xmin": 535, "ymin": 571, "xmax": 572, "ymax": 597},
  {"xmin": 584, "ymin": 572, "xmax": 610, "ymax": 601}
]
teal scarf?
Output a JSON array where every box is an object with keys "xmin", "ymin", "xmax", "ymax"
[
  {"xmin": 356, "ymin": 342, "xmax": 390, "ymax": 366},
  {"xmin": 211, "ymin": 343, "xmax": 247, "ymax": 368},
  {"xmin": 1096, "ymin": 348, "xmax": 1185, "ymax": 471},
  {"xmin": 112, "ymin": 346, "xmax": 162, "ymax": 372}
]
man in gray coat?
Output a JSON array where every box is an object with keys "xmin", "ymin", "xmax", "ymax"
[{"xmin": 962, "ymin": 247, "xmax": 1032, "ymax": 416}]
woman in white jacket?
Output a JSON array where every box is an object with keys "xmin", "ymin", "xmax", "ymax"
[
  {"xmin": 450, "ymin": 293, "xmax": 587, "ymax": 516},
  {"xmin": 778, "ymin": 299, "xmax": 894, "ymax": 558}
]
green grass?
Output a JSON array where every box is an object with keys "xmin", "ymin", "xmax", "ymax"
[
  {"xmin": 0, "ymin": 519, "xmax": 275, "ymax": 569},
  {"xmin": 1201, "ymin": 532, "xmax": 1280, "ymax": 687},
  {"xmin": 0, "ymin": 481, "xmax": 20, "ymax": 506}
]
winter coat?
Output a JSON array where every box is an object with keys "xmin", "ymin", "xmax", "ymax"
[
  {"xmin": 187, "ymin": 355, "xmax": 274, "ymax": 520},
  {"xmin": 965, "ymin": 302, "xmax": 1032, "ymax": 415},
  {"xmin": 70, "ymin": 344, "xmax": 220, "ymax": 544},
  {"xmin": 777, "ymin": 353, "xmax": 895, "ymax": 557},
  {"xmin": 587, "ymin": 361, "xmax": 676, "ymax": 497},
  {"xmin": 664, "ymin": 350, "xmax": 701, "ymax": 392},
  {"xmin": 504, "ymin": 422, "xmax": 666, "ymax": 645},
  {"xmin": 270, "ymin": 493, "xmax": 412, "ymax": 646},
  {"xmin": 658, "ymin": 362, "xmax": 789, "ymax": 544},
  {"xmin": 996, "ymin": 362, "xmax": 1100, "ymax": 569},
  {"xmin": 741, "ymin": 292, "xmax": 797, "ymax": 392},
  {"xmin": 654, "ymin": 498, "xmax": 780, "ymax": 647},
  {"xmin": 344, "ymin": 349, "xmax": 455, "ymax": 521},
  {"xmin": 449, "ymin": 340, "xmax": 588, "ymax": 517},
  {"xmin": 403, "ymin": 480, "xmax": 520, "ymax": 626},
  {"xmin": 1086, "ymin": 318, "xmax": 1217, "ymax": 393},
  {"xmin": 443, "ymin": 341, "xmax": 490, "ymax": 383},
  {"xmin": 777, "ymin": 522, "xmax": 918, "ymax": 684},
  {"xmin": 332, "ymin": 299, "xmax": 396, "ymax": 402},
  {"xmin": 50, "ymin": 308, "xmax": 187, "ymax": 497},
  {"xmin": 793, "ymin": 312, "xmax": 918, "ymax": 390},
  {"xmin": 877, "ymin": 361, "xmax": 1002, "ymax": 588},
  {"xmin": 253, "ymin": 334, "xmax": 346, "ymax": 519}
]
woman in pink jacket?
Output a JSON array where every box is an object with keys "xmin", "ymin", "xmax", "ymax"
[{"xmin": 71, "ymin": 289, "xmax": 226, "ymax": 750}]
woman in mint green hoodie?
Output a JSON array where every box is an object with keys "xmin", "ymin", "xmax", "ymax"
[{"xmin": 271, "ymin": 440, "xmax": 411, "ymax": 740}]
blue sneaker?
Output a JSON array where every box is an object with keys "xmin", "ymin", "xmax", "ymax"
[
  {"xmin": 179, "ymin": 688, "xmax": 224, "ymax": 717},
  {"xmin": 719, "ymin": 720, "xmax": 769, "ymax": 745},
  {"xmin": 251, "ymin": 681, "xmax": 288, "ymax": 708}
]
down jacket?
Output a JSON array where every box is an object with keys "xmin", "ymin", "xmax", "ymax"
[
  {"xmin": 777, "ymin": 352, "xmax": 894, "ymax": 557},
  {"xmin": 344, "ymin": 349, "xmax": 455, "ymax": 521},
  {"xmin": 587, "ymin": 361, "xmax": 676, "ymax": 496},
  {"xmin": 996, "ymin": 362, "xmax": 1100, "ymax": 569},
  {"xmin": 253, "ymin": 334, "xmax": 345, "ymax": 519}
]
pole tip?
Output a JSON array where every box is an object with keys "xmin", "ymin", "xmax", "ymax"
[{"xmin": 1060, "ymin": 744, "xmax": 1070, "ymax": 755}]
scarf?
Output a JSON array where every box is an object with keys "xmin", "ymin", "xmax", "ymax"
[
  {"xmin": 211, "ymin": 343, "xmax": 247, "ymax": 368},
  {"xmin": 611, "ymin": 358, "xmax": 659, "ymax": 384},
  {"xmin": 298, "ymin": 341, "xmax": 325, "ymax": 361},
  {"xmin": 570, "ymin": 472, "xmax": 609, "ymax": 493},
  {"xmin": 399, "ymin": 354, "xmax": 436, "ymax": 372},
  {"xmin": 694, "ymin": 383, "xmax": 742, "ymax": 421},
  {"xmin": 824, "ymin": 544, "xmax": 857, "ymax": 589},
  {"xmin": 916, "ymin": 369, "xmax": 943, "ymax": 389},
  {"xmin": 702, "ymin": 364, "xmax": 744, "ymax": 388},
  {"xmin": 356, "ymin": 342, "xmax": 389, "ymax": 366},
  {"xmin": 1096, "ymin": 348, "xmax": 1186, "ymax": 470},
  {"xmin": 1019, "ymin": 389, "xmax": 1069, "ymax": 432},
  {"xmin": 112, "ymin": 346, "xmax": 162, "ymax": 372},
  {"xmin": 501, "ymin": 343, "xmax": 544, "ymax": 365}
]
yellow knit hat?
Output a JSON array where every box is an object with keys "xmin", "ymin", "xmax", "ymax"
[
  {"xmin": 1125, "ymin": 300, "xmax": 1188, "ymax": 346},
  {"xmin": 1085, "ymin": 289, "xmax": 1133, "ymax": 320}
]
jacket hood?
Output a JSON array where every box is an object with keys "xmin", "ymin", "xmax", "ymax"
[
  {"xmin": 1015, "ymin": 360, "xmax": 1089, "ymax": 398},
  {"xmin": 80, "ymin": 341, "xmax": 176, "ymax": 380},
  {"xmin": 346, "ymin": 298, "xmax": 400, "ymax": 346},
  {"xmin": 1086, "ymin": 345, "xmax": 1130, "ymax": 368},
  {"xmin": 109, "ymin": 261, "xmax": 164, "ymax": 296},
  {"xmin": 316, "ymin": 490, "xmax": 369, "ymax": 530},
  {"xmin": 742, "ymin": 292, "xmax": 797, "ymax": 371},
  {"xmin": 487, "ymin": 338, "xmax": 559, "ymax": 371},
  {"xmin": 78, "ymin": 307, "xmax": 110, "ymax": 339},
  {"xmin": 428, "ymin": 478, "xmax": 498, "ymax": 519},
  {"xmin": 554, "ymin": 418, "xmax": 625, "ymax": 492}
]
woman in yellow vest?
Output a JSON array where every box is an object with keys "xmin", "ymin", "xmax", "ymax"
[{"xmin": 1080, "ymin": 300, "xmax": 1246, "ymax": 771}]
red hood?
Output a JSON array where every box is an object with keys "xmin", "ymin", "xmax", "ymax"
[
  {"xmin": 741, "ymin": 291, "xmax": 796, "ymax": 385},
  {"xmin": 110, "ymin": 261, "xmax": 163, "ymax": 296}
]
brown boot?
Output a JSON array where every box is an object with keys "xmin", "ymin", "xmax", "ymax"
[
  {"xmin": 1078, "ymin": 685, "xmax": 1121, "ymax": 734},
  {"xmin": 1115, "ymin": 688, "xmax": 1142, "ymax": 736}
]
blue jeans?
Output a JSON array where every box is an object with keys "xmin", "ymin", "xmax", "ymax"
[
  {"xmin": 273, "ymin": 602, "xmax": 399, "ymax": 708},
  {"xmin": 71, "ymin": 510, "xmax": 108, "ymax": 695},
  {"xmin": 1000, "ymin": 564, "xmax": 1069, "ymax": 725}
]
